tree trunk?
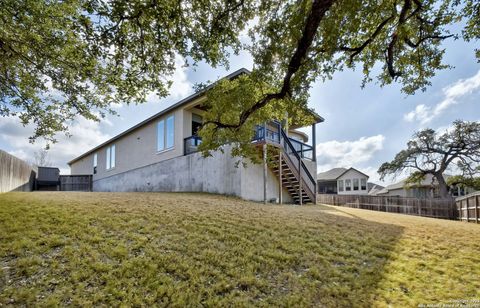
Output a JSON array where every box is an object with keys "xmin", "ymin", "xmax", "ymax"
[{"xmin": 434, "ymin": 173, "xmax": 449, "ymax": 198}]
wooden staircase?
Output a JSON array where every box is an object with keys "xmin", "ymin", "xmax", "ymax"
[
  {"xmin": 270, "ymin": 153, "xmax": 315, "ymax": 204},
  {"xmin": 263, "ymin": 128, "xmax": 316, "ymax": 205}
]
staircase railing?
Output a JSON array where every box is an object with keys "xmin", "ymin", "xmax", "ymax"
[{"xmin": 280, "ymin": 129, "xmax": 316, "ymax": 203}]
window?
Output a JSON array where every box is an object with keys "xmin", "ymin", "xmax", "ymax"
[
  {"xmin": 157, "ymin": 120, "xmax": 164, "ymax": 151},
  {"xmin": 166, "ymin": 115, "xmax": 174, "ymax": 148},
  {"xmin": 353, "ymin": 179, "xmax": 359, "ymax": 190},
  {"xmin": 93, "ymin": 153, "xmax": 98, "ymax": 174},
  {"xmin": 338, "ymin": 180, "xmax": 344, "ymax": 192},
  {"xmin": 361, "ymin": 178, "xmax": 367, "ymax": 190},
  {"xmin": 106, "ymin": 145, "xmax": 115, "ymax": 170},
  {"xmin": 345, "ymin": 179, "xmax": 351, "ymax": 191},
  {"xmin": 157, "ymin": 115, "xmax": 175, "ymax": 151}
]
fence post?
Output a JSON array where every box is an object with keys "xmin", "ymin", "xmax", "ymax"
[
  {"xmin": 465, "ymin": 198, "xmax": 470, "ymax": 222},
  {"xmin": 475, "ymin": 195, "xmax": 478, "ymax": 224}
]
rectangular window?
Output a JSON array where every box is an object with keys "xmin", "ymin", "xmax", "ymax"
[
  {"xmin": 338, "ymin": 180, "xmax": 344, "ymax": 192},
  {"xmin": 361, "ymin": 178, "xmax": 367, "ymax": 190},
  {"xmin": 157, "ymin": 119, "xmax": 165, "ymax": 151},
  {"xmin": 157, "ymin": 115, "xmax": 175, "ymax": 152},
  {"xmin": 353, "ymin": 179, "xmax": 359, "ymax": 190},
  {"xmin": 345, "ymin": 179, "xmax": 351, "ymax": 191},
  {"xmin": 106, "ymin": 147, "xmax": 110, "ymax": 169},
  {"xmin": 111, "ymin": 145, "xmax": 116, "ymax": 169},
  {"xmin": 93, "ymin": 153, "xmax": 98, "ymax": 174},
  {"xmin": 166, "ymin": 115, "xmax": 174, "ymax": 148},
  {"xmin": 106, "ymin": 145, "xmax": 116, "ymax": 170}
]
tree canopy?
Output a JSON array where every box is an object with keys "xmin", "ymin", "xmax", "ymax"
[
  {"xmin": 1, "ymin": 0, "xmax": 479, "ymax": 154},
  {"xmin": 378, "ymin": 120, "xmax": 480, "ymax": 197}
]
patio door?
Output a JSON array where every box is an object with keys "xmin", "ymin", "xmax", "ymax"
[{"xmin": 192, "ymin": 113, "xmax": 203, "ymax": 136}]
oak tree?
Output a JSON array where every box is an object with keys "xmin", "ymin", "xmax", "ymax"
[
  {"xmin": 378, "ymin": 120, "xmax": 480, "ymax": 198},
  {"xmin": 1, "ymin": 0, "xmax": 479, "ymax": 158}
]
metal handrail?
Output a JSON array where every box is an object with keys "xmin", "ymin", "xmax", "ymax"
[
  {"xmin": 280, "ymin": 129, "xmax": 316, "ymax": 187},
  {"xmin": 288, "ymin": 138, "xmax": 313, "ymax": 159}
]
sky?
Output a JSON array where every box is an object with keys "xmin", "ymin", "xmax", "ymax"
[{"xmin": 0, "ymin": 35, "xmax": 479, "ymax": 185}]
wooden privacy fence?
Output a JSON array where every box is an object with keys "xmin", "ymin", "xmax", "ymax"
[
  {"xmin": 456, "ymin": 192, "xmax": 480, "ymax": 223},
  {"xmin": 60, "ymin": 175, "xmax": 92, "ymax": 191},
  {"xmin": 0, "ymin": 150, "xmax": 36, "ymax": 193},
  {"xmin": 317, "ymin": 194, "xmax": 457, "ymax": 220}
]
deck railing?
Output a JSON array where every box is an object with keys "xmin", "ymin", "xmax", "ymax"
[
  {"xmin": 253, "ymin": 122, "xmax": 313, "ymax": 160},
  {"xmin": 184, "ymin": 121, "xmax": 314, "ymax": 161},
  {"xmin": 289, "ymin": 138, "xmax": 313, "ymax": 159},
  {"xmin": 253, "ymin": 122, "xmax": 281, "ymax": 143},
  {"xmin": 184, "ymin": 135, "xmax": 202, "ymax": 155}
]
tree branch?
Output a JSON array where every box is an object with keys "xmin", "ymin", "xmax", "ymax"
[
  {"xmin": 205, "ymin": 0, "xmax": 336, "ymax": 131},
  {"xmin": 339, "ymin": 14, "xmax": 394, "ymax": 62}
]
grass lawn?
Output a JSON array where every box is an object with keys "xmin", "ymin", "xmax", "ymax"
[{"xmin": 0, "ymin": 192, "xmax": 479, "ymax": 307}]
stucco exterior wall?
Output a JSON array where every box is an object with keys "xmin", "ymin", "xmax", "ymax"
[
  {"xmin": 71, "ymin": 107, "xmax": 184, "ymax": 178},
  {"xmin": 288, "ymin": 130, "xmax": 308, "ymax": 143}
]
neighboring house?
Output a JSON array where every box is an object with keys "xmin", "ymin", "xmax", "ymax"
[
  {"xmin": 374, "ymin": 175, "xmax": 442, "ymax": 198},
  {"xmin": 373, "ymin": 174, "xmax": 475, "ymax": 198},
  {"xmin": 317, "ymin": 167, "xmax": 369, "ymax": 195},
  {"xmin": 68, "ymin": 68, "xmax": 323, "ymax": 204}
]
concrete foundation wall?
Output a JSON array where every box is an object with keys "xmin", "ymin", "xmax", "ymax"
[
  {"xmin": 239, "ymin": 160, "xmax": 294, "ymax": 203},
  {"xmin": 93, "ymin": 145, "xmax": 294, "ymax": 203}
]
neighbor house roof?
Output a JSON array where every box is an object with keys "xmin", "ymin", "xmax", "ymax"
[
  {"xmin": 69, "ymin": 68, "xmax": 324, "ymax": 166},
  {"xmin": 368, "ymin": 184, "xmax": 385, "ymax": 195},
  {"xmin": 317, "ymin": 167, "xmax": 370, "ymax": 181},
  {"xmin": 317, "ymin": 168, "xmax": 347, "ymax": 181}
]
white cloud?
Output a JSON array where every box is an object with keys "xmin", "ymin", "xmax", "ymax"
[
  {"xmin": 404, "ymin": 70, "xmax": 480, "ymax": 124},
  {"xmin": 404, "ymin": 104, "xmax": 430, "ymax": 123},
  {"xmin": 146, "ymin": 54, "xmax": 192, "ymax": 105},
  {"xmin": 0, "ymin": 116, "xmax": 110, "ymax": 174},
  {"xmin": 167, "ymin": 55, "xmax": 192, "ymax": 99},
  {"xmin": 316, "ymin": 134, "xmax": 385, "ymax": 172}
]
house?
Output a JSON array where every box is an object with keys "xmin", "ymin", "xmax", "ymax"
[
  {"xmin": 68, "ymin": 69, "xmax": 323, "ymax": 204},
  {"xmin": 317, "ymin": 167, "xmax": 369, "ymax": 195},
  {"xmin": 373, "ymin": 175, "xmax": 443, "ymax": 198},
  {"xmin": 372, "ymin": 174, "xmax": 475, "ymax": 198}
]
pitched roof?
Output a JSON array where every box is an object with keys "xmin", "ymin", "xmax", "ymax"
[
  {"xmin": 317, "ymin": 168, "xmax": 347, "ymax": 181},
  {"xmin": 317, "ymin": 167, "xmax": 370, "ymax": 181},
  {"xmin": 372, "ymin": 174, "xmax": 452, "ymax": 195},
  {"xmin": 337, "ymin": 167, "xmax": 370, "ymax": 179},
  {"xmin": 368, "ymin": 184, "xmax": 385, "ymax": 195}
]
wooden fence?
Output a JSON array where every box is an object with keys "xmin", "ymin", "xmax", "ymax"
[
  {"xmin": 456, "ymin": 192, "xmax": 480, "ymax": 223},
  {"xmin": 317, "ymin": 194, "xmax": 457, "ymax": 220},
  {"xmin": 0, "ymin": 150, "xmax": 36, "ymax": 193},
  {"xmin": 60, "ymin": 175, "xmax": 92, "ymax": 191}
]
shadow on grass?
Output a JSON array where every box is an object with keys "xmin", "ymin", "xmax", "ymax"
[{"xmin": 0, "ymin": 192, "xmax": 404, "ymax": 307}]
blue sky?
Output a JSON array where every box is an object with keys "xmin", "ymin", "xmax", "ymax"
[{"xmin": 0, "ymin": 36, "xmax": 479, "ymax": 185}]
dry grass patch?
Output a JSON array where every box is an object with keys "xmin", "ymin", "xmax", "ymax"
[{"xmin": 0, "ymin": 192, "xmax": 478, "ymax": 306}]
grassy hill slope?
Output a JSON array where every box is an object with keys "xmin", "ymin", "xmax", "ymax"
[{"xmin": 0, "ymin": 192, "xmax": 479, "ymax": 306}]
